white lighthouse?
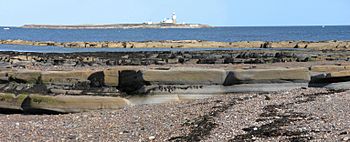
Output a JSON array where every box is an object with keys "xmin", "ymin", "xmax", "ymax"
[
  {"xmin": 172, "ymin": 12, "xmax": 177, "ymax": 24},
  {"xmin": 161, "ymin": 12, "xmax": 177, "ymax": 24}
]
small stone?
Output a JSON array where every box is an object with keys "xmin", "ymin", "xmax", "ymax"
[
  {"xmin": 340, "ymin": 131, "xmax": 348, "ymax": 135},
  {"xmin": 264, "ymin": 95, "xmax": 271, "ymax": 100},
  {"xmin": 343, "ymin": 137, "xmax": 349, "ymax": 141},
  {"xmin": 149, "ymin": 136, "xmax": 156, "ymax": 140},
  {"xmin": 122, "ymin": 130, "xmax": 129, "ymax": 134}
]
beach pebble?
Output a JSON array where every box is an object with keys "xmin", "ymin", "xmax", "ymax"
[{"xmin": 148, "ymin": 136, "xmax": 156, "ymax": 140}]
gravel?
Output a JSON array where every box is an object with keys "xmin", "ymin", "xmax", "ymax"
[{"xmin": 0, "ymin": 88, "xmax": 349, "ymax": 141}]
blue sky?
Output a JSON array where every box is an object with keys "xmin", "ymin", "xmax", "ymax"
[{"xmin": 0, "ymin": 0, "xmax": 349, "ymax": 26}]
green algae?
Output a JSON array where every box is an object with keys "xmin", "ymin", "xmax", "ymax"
[
  {"xmin": 0, "ymin": 93, "xmax": 28, "ymax": 104},
  {"xmin": 29, "ymin": 95, "xmax": 64, "ymax": 105},
  {"xmin": 0, "ymin": 93, "xmax": 28, "ymax": 110}
]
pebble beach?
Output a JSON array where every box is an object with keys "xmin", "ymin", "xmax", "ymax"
[{"xmin": 1, "ymin": 88, "xmax": 349, "ymax": 141}]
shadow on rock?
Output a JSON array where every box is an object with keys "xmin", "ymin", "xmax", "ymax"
[{"xmin": 118, "ymin": 70, "xmax": 149, "ymax": 95}]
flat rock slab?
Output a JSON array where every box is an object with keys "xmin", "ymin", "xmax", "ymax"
[
  {"xmin": 22, "ymin": 95, "xmax": 130, "ymax": 113},
  {"xmin": 0, "ymin": 72, "xmax": 9, "ymax": 83},
  {"xmin": 319, "ymin": 81, "xmax": 350, "ymax": 90},
  {"xmin": 327, "ymin": 70, "xmax": 350, "ymax": 78},
  {"xmin": 0, "ymin": 93, "xmax": 27, "ymax": 110},
  {"xmin": 143, "ymin": 68, "xmax": 227, "ymax": 85},
  {"xmin": 310, "ymin": 65, "xmax": 349, "ymax": 73},
  {"xmin": 7, "ymin": 71, "xmax": 41, "ymax": 84},
  {"xmin": 310, "ymin": 71, "xmax": 350, "ymax": 84},
  {"xmin": 225, "ymin": 68, "xmax": 310, "ymax": 84},
  {"xmin": 138, "ymin": 83, "xmax": 308, "ymax": 94},
  {"xmin": 41, "ymin": 70, "xmax": 96, "ymax": 84},
  {"xmin": 224, "ymin": 83, "xmax": 309, "ymax": 93},
  {"xmin": 103, "ymin": 67, "xmax": 141, "ymax": 87},
  {"xmin": 127, "ymin": 94, "xmax": 217, "ymax": 105}
]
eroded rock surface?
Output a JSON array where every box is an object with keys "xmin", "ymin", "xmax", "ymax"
[
  {"xmin": 1, "ymin": 50, "xmax": 350, "ymax": 113},
  {"xmin": 1, "ymin": 40, "xmax": 350, "ymax": 50}
]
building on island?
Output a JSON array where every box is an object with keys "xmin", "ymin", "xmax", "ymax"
[
  {"xmin": 144, "ymin": 12, "xmax": 178, "ymax": 25},
  {"xmin": 172, "ymin": 12, "xmax": 177, "ymax": 24},
  {"xmin": 22, "ymin": 11, "xmax": 211, "ymax": 29},
  {"xmin": 161, "ymin": 12, "xmax": 177, "ymax": 24}
]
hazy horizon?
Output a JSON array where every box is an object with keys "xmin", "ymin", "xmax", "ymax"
[
  {"xmin": 17, "ymin": 24, "xmax": 350, "ymax": 27},
  {"xmin": 1, "ymin": 0, "xmax": 349, "ymax": 27}
]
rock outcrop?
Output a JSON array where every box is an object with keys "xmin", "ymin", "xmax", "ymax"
[
  {"xmin": 7, "ymin": 71, "xmax": 41, "ymax": 84},
  {"xmin": 22, "ymin": 95, "xmax": 129, "ymax": 113},
  {"xmin": 1, "ymin": 40, "xmax": 350, "ymax": 50},
  {"xmin": 103, "ymin": 67, "xmax": 141, "ymax": 87},
  {"xmin": 310, "ymin": 65, "xmax": 349, "ymax": 72},
  {"xmin": 309, "ymin": 65, "xmax": 350, "ymax": 90},
  {"xmin": 41, "ymin": 70, "xmax": 96, "ymax": 85},
  {"xmin": 1, "ymin": 65, "xmax": 350, "ymax": 113},
  {"xmin": 0, "ymin": 93, "xmax": 27, "ymax": 111},
  {"xmin": 0, "ymin": 93, "xmax": 129, "ymax": 113},
  {"xmin": 143, "ymin": 68, "xmax": 227, "ymax": 85},
  {"xmin": 225, "ymin": 68, "xmax": 311, "ymax": 85},
  {"xmin": 2, "ymin": 50, "xmax": 349, "ymax": 69},
  {"xmin": 2, "ymin": 50, "xmax": 350, "ymax": 113}
]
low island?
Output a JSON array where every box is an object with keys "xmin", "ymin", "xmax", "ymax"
[
  {"xmin": 21, "ymin": 12, "xmax": 211, "ymax": 29},
  {"xmin": 22, "ymin": 23, "xmax": 211, "ymax": 29}
]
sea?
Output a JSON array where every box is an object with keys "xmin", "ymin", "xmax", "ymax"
[{"xmin": 0, "ymin": 26, "xmax": 349, "ymax": 53}]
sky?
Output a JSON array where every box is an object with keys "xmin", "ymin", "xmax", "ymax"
[{"xmin": 0, "ymin": 0, "xmax": 349, "ymax": 26}]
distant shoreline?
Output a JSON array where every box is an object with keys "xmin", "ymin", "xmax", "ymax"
[
  {"xmin": 21, "ymin": 23, "xmax": 211, "ymax": 29},
  {"xmin": 1, "ymin": 25, "xmax": 349, "ymax": 29}
]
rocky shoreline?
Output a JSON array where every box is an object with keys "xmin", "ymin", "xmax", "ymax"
[
  {"xmin": 1, "ymin": 48, "xmax": 350, "ymax": 141},
  {"xmin": 1, "ymin": 49, "xmax": 350, "ymax": 113},
  {"xmin": 1, "ymin": 88, "xmax": 349, "ymax": 141},
  {"xmin": 1, "ymin": 39, "xmax": 350, "ymax": 50}
]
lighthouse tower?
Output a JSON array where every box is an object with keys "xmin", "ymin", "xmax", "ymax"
[{"xmin": 172, "ymin": 12, "xmax": 177, "ymax": 24}]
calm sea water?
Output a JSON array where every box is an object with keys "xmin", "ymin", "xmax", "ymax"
[
  {"xmin": 0, "ymin": 26, "xmax": 349, "ymax": 53},
  {"xmin": 1, "ymin": 26, "xmax": 349, "ymax": 42}
]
